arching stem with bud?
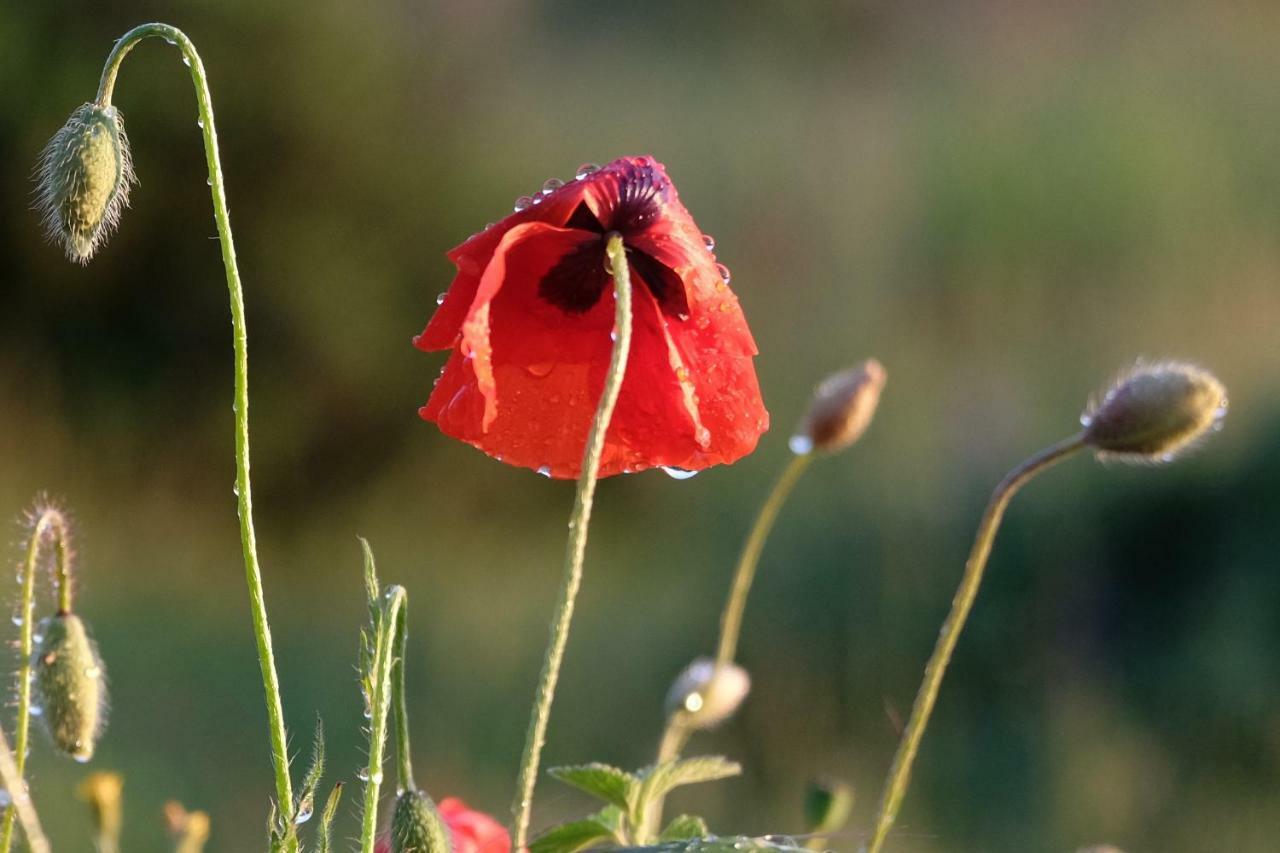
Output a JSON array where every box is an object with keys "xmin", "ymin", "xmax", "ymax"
[
  {"xmin": 0, "ymin": 507, "xmax": 71, "ymax": 853},
  {"xmin": 865, "ymin": 433, "xmax": 1085, "ymax": 853},
  {"xmin": 92, "ymin": 22, "xmax": 294, "ymax": 832},
  {"xmin": 511, "ymin": 233, "xmax": 634, "ymax": 849}
]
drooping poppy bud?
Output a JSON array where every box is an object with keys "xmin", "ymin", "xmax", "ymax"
[
  {"xmin": 664, "ymin": 657, "xmax": 751, "ymax": 730},
  {"xmin": 791, "ymin": 359, "xmax": 886, "ymax": 455},
  {"xmin": 33, "ymin": 612, "xmax": 107, "ymax": 762},
  {"xmin": 415, "ymin": 156, "xmax": 768, "ymax": 478},
  {"xmin": 391, "ymin": 789, "xmax": 452, "ymax": 853},
  {"xmin": 1082, "ymin": 361, "xmax": 1227, "ymax": 463},
  {"xmin": 36, "ymin": 103, "xmax": 136, "ymax": 264}
]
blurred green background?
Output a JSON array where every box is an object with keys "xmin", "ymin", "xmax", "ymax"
[{"xmin": 3, "ymin": 2, "xmax": 1279, "ymax": 850}]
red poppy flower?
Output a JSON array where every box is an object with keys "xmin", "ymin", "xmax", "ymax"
[
  {"xmin": 415, "ymin": 156, "xmax": 768, "ymax": 478},
  {"xmin": 375, "ymin": 796, "xmax": 511, "ymax": 853}
]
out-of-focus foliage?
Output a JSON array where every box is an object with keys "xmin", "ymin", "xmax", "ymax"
[{"xmin": 2, "ymin": 2, "xmax": 1279, "ymax": 850}]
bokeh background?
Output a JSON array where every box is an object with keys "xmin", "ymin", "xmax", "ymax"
[{"xmin": 2, "ymin": 2, "xmax": 1279, "ymax": 850}]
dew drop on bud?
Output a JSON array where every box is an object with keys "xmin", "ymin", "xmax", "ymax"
[
  {"xmin": 575, "ymin": 163, "xmax": 599, "ymax": 180},
  {"xmin": 716, "ymin": 263, "xmax": 731, "ymax": 284},
  {"xmin": 542, "ymin": 178, "xmax": 563, "ymax": 194},
  {"xmin": 513, "ymin": 196, "xmax": 534, "ymax": 212},
  {"xmin": 702, "ymin": 234, "xmax": 716, "ymax": 252}
]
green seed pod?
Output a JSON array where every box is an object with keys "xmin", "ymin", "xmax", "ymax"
[
  {"xmin": 36, "ymin": 103, "xmax": 136, "ymax": 264},
  {"xmin": 391, "ymin": 789, "xmax": 452, "ymax": 853},
  {"xmin": 33, "ymin": 612, "xmax": 107, "ymax": 762},
  {"xmin": 802, "ymin": 777, "xmax": 853, "ymax": 835},
  {"xmin": 1082, "ymin": 361, "xmax": 1227, "ymax": 463}
]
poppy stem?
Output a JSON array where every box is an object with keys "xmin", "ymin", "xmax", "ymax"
[
  {"xmin": 864, "ymin": 433, "xmax": 1084, "ymax": 853},
  {"xmin": 93, "ymin": 22, "xmax": 295, "ymax": 838},
  {"xmin": 0, "ymin": 724, "xmax": 47, "ymax": 853},
  {"xmin": 644, "ymin": 450, "xmax": 813, "ymax": 840},
  {"xmin": 0, "ymin": 506, "xmax": 70, "ymax": 853},
  {"xmin": 511, "ymin": 233, "xmax": 634, "ymax": 849}
]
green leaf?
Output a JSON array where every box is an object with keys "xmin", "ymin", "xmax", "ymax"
[
  {"xmin": 659, "ymin": 815, "xmax": 708, "ymax": 842},
  {"xmin": 293, "ymin": 717, "xmax": 326, "ymax": 826},
  {"xmin": 529, "ymin": 817, "xmax": 618, "ymax": 853},
  {"xmin": 315, "ymin": 782, "xmax": 343, "ymax": 853},
  {"xmin": 549, "ymin": 763, "xmax": 638, "ymax": 811},
  {"xmin": 637, "ymin": 755, "xmax": 741, "ymax": 805}
]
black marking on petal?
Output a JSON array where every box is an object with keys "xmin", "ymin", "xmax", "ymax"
[
  {"xmin": 538, "ymin": 238, "xmax": 610, "ymax": 314},
  {"xmin": 564, "ymin": 201, "xmax": 605, "ymax": 233},
  {"xmin": 627, "ymin": 248, "xmax": 690, "ymax": 319}
]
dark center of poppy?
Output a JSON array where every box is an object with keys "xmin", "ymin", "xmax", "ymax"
[{"xmin": 538, "ymin": 163, "xmax": 690, "ymax": 318}]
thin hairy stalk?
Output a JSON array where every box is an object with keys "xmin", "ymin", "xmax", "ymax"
[
  {"xmin": 0, "ymin": 726, "xmax": 47, "ymax": 853},
  {"xmin": 361, "ymin": 584, "xmax": 407, "ymax": 853},
  {"xmin": 0, "ymin": 508, "xmax": 70, "ymax": 853},
  {"xmin": 865, "ymin": 434, "xmax": 1085, "ymax": 853},
  {"xmin": 643, "ymin": 452, "xmax": 813, "ymax": 839},
  {"xmin": 94, "ymin": 23, "xmax": 294, "ymax": 820},
  {"xmin": 511, "ymin": 233, "xmax": 634, "ymax": 849},
  {"xmin": 392, "ymin": 601, "xmax": 415, "ymax": 791}
]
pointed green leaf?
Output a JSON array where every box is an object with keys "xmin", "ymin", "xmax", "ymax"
[
  {"xmin": 659, "ymin": 815, "xmax": 709, "ymax": 842},
  {"xmin": 315, "ymin": 782, "xmax": 343, "ymax": 853},
  {"xmin": 637, "ymin": 755, "xmax": 741, "ymax": 805},
  {"xmin": 529, "ymin": 817, "xmax": 618, "ymax": 853},
  {"xmin": 549, "ymin": 763, "xmax": 638, "ymax": 811},
  {"xmin": 294, "ymin": 717, "xmax": 326, "ymax": 825}
]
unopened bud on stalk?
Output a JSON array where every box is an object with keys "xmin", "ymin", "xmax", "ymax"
[
  {"xmin": 803, "ymin": 777, "xmax": 854, "ymax": 835},
  {"xmin": 33, "ymin": 612, "xmax": 107, "ymax": 762},
  {"xmin": 664, "ymin": 657, "xmax": 751, "ymax": 730},
  {"xmin": 77, "ymin": 771, "xmax": 123, "ymax": 843},
  {"xmin": 790, "ymin": 360, "xmax": 886, "ymax": 455},
  {"xmin": 1082, "ymin": 361, "xmax": 1227, "ymax": 463},
  {"xmin": 391, "ymin": 789, "xmax": 452, "ymax": 853},
  {"xmin": 36, "ymin": 103, "xmax": 136, "ymax": 264}
]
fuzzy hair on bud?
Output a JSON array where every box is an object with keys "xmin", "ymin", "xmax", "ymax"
[
  {"xmin": 33, "ymin": 612, "xmax": 107, "ymax": 762},
  {"xmin": 664, "ymin": 657, "xmax": 751, "ymax": 731},
  {"xmin": 391, "ymin": 789, "xmax": 452, "ymax": 853},
  {"xmin": 1082, "ymin": 361, "xmax": 1227, "ymax": 463},
  {"xmin": 803, "ymin": 777, "xmax": 854, "ymax": 835},
  {"xmin": 36, "ymin": 103, "xmax": 136, "ymax": 264},
  {"xmin": 791, "ymin": 359, "xmax": 887, "ymax": 455}
]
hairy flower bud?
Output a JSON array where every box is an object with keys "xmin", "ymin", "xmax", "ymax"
[
  {"xmin": 664, "ymin": 657, "xmax": 751, "ymax": 730},
  {"xmin": 36, "ymin": 103, "xmax": 136, "ymax": 264},
  {"xmin": 1082, "ymin": 361, "xmax": 1227, "ymax": 463},
  {"xmin": 33, "ymin": 612, "xmax": 107, "ymax": 762},
  {"xmin": 791, "ymin": 359, "xmax": 886, "ymax": 455},
  {"xmin": 391, "ymin": 789, "xmax": 452, "ymax": 853},
  {"xmin": 803, "ymin": 777, "xmax": 854, "ymax": 835}
]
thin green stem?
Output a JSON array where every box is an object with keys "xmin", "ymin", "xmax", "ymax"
[
  {"xmin": 643, "ymin": 451, "xmax": 813, "ymax": 841},
  {"xmin": 392, "ymin": 599, "xmax": 416, "ymax": 792},
  {"xmin": 865, "ymin": 433, "xmax": 1085, "ymax": 853},
  {"xmin": 715, "ymin": 452, "xmax": 813, "ymax": 668},
  {"xmin": 361, "ymin": 584, "xmax": 407, "ymax": 853},
  {"xmin": 0, "ymin": 725, "xmax": 47, "ymax": 853},
  {"xmin": 511, "ymin": 233, "xmax": 634, "ymax": 849},
  {"xmin": 93, "ymin": 23, "xmax": 294, "ymax": 823},
  {"xmin": 0, "ymin": 507, "xmax": 70, "ymax": 853}
]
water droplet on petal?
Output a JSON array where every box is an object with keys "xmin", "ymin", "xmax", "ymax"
[
  {"xmin": 789, "ymin": 435, "xmax": 815, "ymax": 455},
  {"xmin": 575, "ymin": 163, "xmax": 599, "ymax": 180},
  {"xmin": 702, "ymin": 234, "xmax": 716, "ymax": 252},
  {"xmin": 542, "ymin": 178, "xmax": 564, "ymax": 194},
  {"xmin": 537, "ymin": 466, "xmax": 552, "ymax": 478},
  {"xmin": 514, "ymin": 196, "xmax": 534, "ymax": 212},
  {"xmin": 526, "ymin": 362, "xmax": 554, "ymax": 378},
  {"xmin": 661, "ymin": 467, "xmax": 699, "ymax": 480},
  {"xmin": 716, "ymin": 263, "xmax": 731, "ymax": 284},
  {"xmin": 436, "ymin": 292, "xmax": 448, "ymax": 305}
]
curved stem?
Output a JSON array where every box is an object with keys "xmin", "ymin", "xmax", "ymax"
[
  {"xmin": 715, "ymin": 452, "xmax": 813, "ymax": 668},
  {"xmin": 93, "ymin": 23, "xmax": 294, "ymax": 819},
  {"xmin": 0, "ymin": 508, "xmax": 70, "ymax": 853},
  {"xmin": 511, "ymin": 233, "xmax": 634, "ymax": 849},
  {"xmin": 392, "ymin": 599, "xmax": 416, "ymax": 792},
  {"xmin": 362, "ymin": 585, "xmax": 408, "ymax": 853},
  {"xmin": 865, "ymin": 434, "xmax": 1085, "ymax": 853}
]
